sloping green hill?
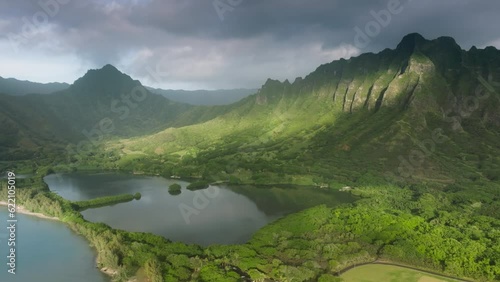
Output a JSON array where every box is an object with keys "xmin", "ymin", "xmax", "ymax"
[
  {"xmin": 112, "ymin": 34, "xmax": 500, "ymax": 187},
  {"xmin": 2, "ymin": 34, "xmax": 499, "ymax": 188},
  {"xmin": 0, "ymin": 65, "xmax": 234, "ymax": 161}
]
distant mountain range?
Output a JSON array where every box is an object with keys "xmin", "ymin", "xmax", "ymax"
[
  {"xmin": 0, "ymin": 74, "xmax": 255, "ymax": 106},
  {"xmin": 147, "ymin": 87, "xmax": 257, "ymax": 106},
  {"xmin": 0, "ymin": 76, "xmax": 69, "ymax": 95}
]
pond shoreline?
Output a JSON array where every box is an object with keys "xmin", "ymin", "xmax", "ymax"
[
  {"xmin": 0, "ymin": 201, "xmax": 60, "ymax": 221},
  {"xmin": 0, "ymin": 200, "xmax": 133, "ymax": 281}
]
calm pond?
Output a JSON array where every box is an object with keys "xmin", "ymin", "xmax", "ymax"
[
  {"xmin": 45, "ymin": 172, "xmax": 355, "ymax": 246},
  {"xmin": 0, "ymin": 207, "xmax": 109, "ymax": 282}
]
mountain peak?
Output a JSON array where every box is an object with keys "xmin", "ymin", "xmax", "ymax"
[
  {"xmin": 70, "ymin": 64, "xmax": 141, "ymax": 96},
  {"xmin": 396, "ymin": 33, "xmax": 427, "ymax": 52},
  {"xmin": 429, "ymin": 36, "xmax": 463, "ymax": 56},
  {"xmin": 101, "ymin": 64, "xmax": 119, "ymax": 71},
  {"xmin": 435, "ymin": 36, "xmax": 459, "ymax": 46},
  {"xmin": 87, "ymin": 64, "xmax": 124, "ymax": 77},
  {"xmin": 76, "ymin": 64, "xmax": 126, "ymax": 81}
]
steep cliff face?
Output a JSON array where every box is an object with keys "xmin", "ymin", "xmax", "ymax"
[
  {"xmin": 192, "ymin": 34, "xmax": 499, "ymax": 184},
  {"xmin": 255, "ymin": 33, "xmax": 500, "ymax": 128}
]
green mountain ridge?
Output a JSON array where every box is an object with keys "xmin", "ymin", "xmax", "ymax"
[
  {"xmin": 1, "ymin": 33, "xmax": 499, "ymax": 184},
  {"xmin": 0, "ymin": 65, "xmax": 234, "ymax": 160},
  {"xmin": 107, "ymin": 33, "xmax": 499, "ymax": 187}
]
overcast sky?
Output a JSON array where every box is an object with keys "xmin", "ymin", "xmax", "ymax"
[{"xmin": 0, "ymin": 0, "xmax": 499, "ymax": 90}]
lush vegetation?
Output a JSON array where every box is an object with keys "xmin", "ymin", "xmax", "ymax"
[
  {"xmin": 2, "ymin": 167, "xmax": 499, "ymax": 281},
  {"xmin": 168, "ymin": 183, "xmax": 182, "ymax": 195},
  {"xmin": 0, "ymin": 34, "xmax": 499, "ymax": 281},
  {"xmin": 73, "ymin": 193, "xmax": 141, "ymax": 211},
  {"xmin": 186, "ymin": 181, "xmax": 210, "ymax": 191}
]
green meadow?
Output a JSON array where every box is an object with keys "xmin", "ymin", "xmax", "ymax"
[{"xmin": 341, "ymin": 264, "xmax": 461, "ymax": 282}]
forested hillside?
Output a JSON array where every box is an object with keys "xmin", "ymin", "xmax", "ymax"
[
  {"xmin": 108, "ymin": 34, "xmax": 500, "ymax": 187},
  {"xmin": 0, "ymin": 65, "xmax": 235, "ymax": 161}
]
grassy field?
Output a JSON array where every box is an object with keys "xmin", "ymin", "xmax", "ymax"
[{"xmin": 341, "ymin": 264, "xmax": 460, "ymax": 282}]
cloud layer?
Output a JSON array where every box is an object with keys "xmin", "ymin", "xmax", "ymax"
[{"xmin": 1, "ymin": 0, "xmax": 499, "ymax": 89}]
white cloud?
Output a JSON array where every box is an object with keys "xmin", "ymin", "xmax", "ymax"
[
  {"xmin": 485, "ymin": 39, "xmax": 500, "ymax": 49},
  {"xmin": 116, "ymin": 34, "xmax": 360, "ymax": 90},
  {"xmin": 0, "ymin": 40, "xmax": 89, "ymax": 83}
]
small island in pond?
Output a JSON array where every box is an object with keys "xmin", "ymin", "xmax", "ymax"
[
  {"xmin": 186, "ymin": 181, "xmax": 210, "ymax": 191},
  {"xmin": 168, "ymin": 183, "xmax": 182, "ymax": 195}
]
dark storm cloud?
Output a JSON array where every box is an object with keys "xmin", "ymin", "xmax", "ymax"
[
  {"xmin": 0, "ymin": 0, "xmax": 499, "ymax": 89},
  {"xmin": 355, "ymin": 0, "xmax": 500, "ymax": 51}
]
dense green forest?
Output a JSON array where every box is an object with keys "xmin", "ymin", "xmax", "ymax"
[
  {"xmin": 73, "ymin": 193, "xmax": 141, "ymax": 211},
  {"xmin": 168, "ymin": 183, "xmax": 182, "ymax": 195},
  {"xmin": 1, "ymin": 168, "xmax": 499, "ymax": 281},
  {"xmin": 187, "ymin": 181, "xmax": 210, "ymax": 191}
]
